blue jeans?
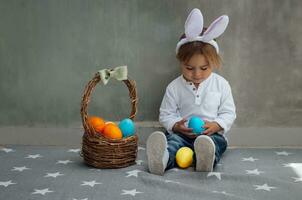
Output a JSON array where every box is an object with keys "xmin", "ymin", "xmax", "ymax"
[{"xmin": 165, "ymin": 132, "xmax": 227, "ymax": 170}]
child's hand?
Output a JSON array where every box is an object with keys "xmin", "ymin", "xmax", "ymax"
[
  {"xmin": 202, "ymin": 120, "xmax": 223, "ymax": 135},
  {"xmin": 172, "ymin": 119, "xmax": 196, "ymax": 139}
]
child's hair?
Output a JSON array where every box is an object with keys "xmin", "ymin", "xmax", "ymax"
[{"xmin": 176, "ymin": 28, "xmax": 222, "ymax": 68}]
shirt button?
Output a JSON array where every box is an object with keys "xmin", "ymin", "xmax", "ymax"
[
  {"xmin": 197, "ymin": 95, "xmax": 199, "ymax": 98},
  {"xmin": 193, "ymin": 88, "xmax": 196, "ymax": 91},
  {"xmin": 190, "ymin": 83, "xmax": 193, "ymax": 85}
]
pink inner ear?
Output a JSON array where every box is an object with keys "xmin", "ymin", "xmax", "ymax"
[{"xmin": 203, "ymin": 16, "xmax": 224, "ymax": 36}]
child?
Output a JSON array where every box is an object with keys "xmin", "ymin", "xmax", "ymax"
[{"xmin": 146, "ymin": 8, "xmax": 236, "ymax": 175}]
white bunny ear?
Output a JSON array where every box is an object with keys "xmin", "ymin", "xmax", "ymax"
[
  {"xmin": 184, "ymin": 8, "xmax": 203, "ymax": 39},
  {"xmin": 202, "ymin": 15, "xmax": 229, "ymax": 42}
]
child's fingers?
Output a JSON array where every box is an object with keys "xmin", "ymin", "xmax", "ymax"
[
  {"xmin": 203, "ymin": 123, "xmax": 210, "ymax": 129},
  {"xmin": 179, "ymin": 119, "xmax": 187, "ymax": 125},
  {"xmin": 181, "ymin": 126, "xmax": 193, "ymax": 133},
  {"xmin": 203, "ymin": 127, "xmax": 212, "ymax": 135}
]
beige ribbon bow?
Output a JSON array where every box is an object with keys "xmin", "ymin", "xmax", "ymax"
[{"xmin": 98, "ymin": 66, "xmax": 128, "ymax": 85}]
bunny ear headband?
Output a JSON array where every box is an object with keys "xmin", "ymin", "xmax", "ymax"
[{"xmin": 176, "ymin": 8, "xmax": 229, "ymax": 54}]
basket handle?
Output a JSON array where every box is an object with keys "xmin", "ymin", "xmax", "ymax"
[{"xmin": 80, "ymin": 72, "xmax": 138, "ymax": 137}]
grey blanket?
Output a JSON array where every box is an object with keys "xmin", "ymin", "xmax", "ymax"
[{"xmin": 1, "ymin": 146, "xmax": 301, "ymax": 200}]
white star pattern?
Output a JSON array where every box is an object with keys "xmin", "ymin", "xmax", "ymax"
[
  {"xmin": 0, "ymin": 180, "xmax": 16, "ymax": 187},
  {"xmin": 276, "ymin": 151, "xmax": 292, "ymax": 156},
  {"xmin": 32, "ymin": 188, "xmax": 53, "ymax": 195},
  {"xmin": 165, "ymin": 180, "xmax": 181, "ymax": 184},
  {"xmin": 25, "ymin": 154, "xmax": 42, "ymax": 159},
  {"xmin": 138, "ymin": 146, "xmax": 146, "ymax": 151},
  {"xmin": 136, "ymin": 160, "xmax": 143, "ymax": 165},
  {"xmin": 68, "ymin": 148, "xmax": 81, "ymax": 153},
  {"xmin": 207, "ymin": 172, "xmax": 222, "ymax": 180},
  {"xmin": 282, "ymin": 163, "xmax": 302, "ymax": 169},
  {"xmin": 56, "ymin": 160, "xmax": 73, "ymax": 164},
  {"xmin": 89, "ymin": 168, "xmax": 102, "ymax": 172},
  {"xmin": 0, "ymin": 148, "xmax": 14, "ymax": 153},
  {"xmin": 242, "ymin": 157, "xmax": 258, "ymax": 162},
  {"xmin": 254, "ymin": 183, "xmax": 276, "ymax": 191},
  {"xmin": 292, "ymin": 177, "xmax": 302, "ymax": 182},
  {"xmin": 1, "ymin": 146, "xmax": 302, "ymax": 199},
  {"xmin": 212, "ymin": 190, "xmax": 232, "ymax": 196},
  {"xmin": 11, "ymin": 166, "xmax": 30, "ymax": 172},
  {"xmin": 126, "ymin": 169, "xmax": 142, "ymax": 177},
  {"xmin": 246, "ymin": 169, "xmax": 264, "ymax": 175},
  {"xmin": 121, "ymin": 189, "xmax": 143, "ymax": 196},
  {"xmin": 45, "ymin": 172, "xmax": 64, "ymax": 178},
  {"xmin": 283, "ymin": 163, "xmax": 293, "ymax": 167},
  {"xmin": 81, "ymin": 180, "xmax": 102, "ymax": 187}
]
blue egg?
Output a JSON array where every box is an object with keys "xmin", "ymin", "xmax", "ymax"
[
  {"xmin": 119, "ymin": 118, "xmax": 135, "ymax": 138},
  {"xmin": 188, "ymin": 116, "xmax": 205, "ymax": 134}
]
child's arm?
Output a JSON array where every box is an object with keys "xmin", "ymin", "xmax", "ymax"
[
  {"xmin": 159, "ymin": 85, "xmax": 183, "ymax": 133},
  {"xmin": 213, "ymin": 82, "xmax": 236, "ymax": 134}
]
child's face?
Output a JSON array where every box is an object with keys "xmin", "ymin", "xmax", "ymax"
[{"xmin": 181, "ymin": 54, "xmax": 212, "ymax": 85}]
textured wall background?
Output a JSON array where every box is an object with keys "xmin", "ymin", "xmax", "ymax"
[{"xmin": 0, "ymin": 0, "xmax": 301, "ymax": 130}]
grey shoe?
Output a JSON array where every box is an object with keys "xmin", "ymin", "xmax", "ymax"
[
  {"xmin": 194, "ymin": 135, "xmax": 215, "ymax": 172},
  {"xmin": 146, "ymin": 131, "xmax": 168, "ymax": 176}
]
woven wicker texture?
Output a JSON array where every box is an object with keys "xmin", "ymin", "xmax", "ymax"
[{"xmin": 80, "ymin": 72, "xmax": 138, "ymax": 168}]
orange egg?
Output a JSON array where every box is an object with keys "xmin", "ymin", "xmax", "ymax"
[
  {"xmin": 88, "ymin": 116, "xmax": 105, "ymax": 134},
  {"xmin": 102, "ymin": 124, "xmax": 122, "ymax": 139}
]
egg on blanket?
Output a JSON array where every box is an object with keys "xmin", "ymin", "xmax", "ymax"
[{"xmin": 176, "ymin": 147, "xmax": 194, "ymax": 168}]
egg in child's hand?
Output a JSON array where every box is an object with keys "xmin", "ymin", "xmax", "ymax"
[
  {"xmin": 102, "ymin": 123, "xmax": 122, "ymax": 139},
  {"xmin": 118, "ymin": 118, "xmax": 135, "ymax": 138},
  {"xmin": 88, "ymin": 116, "xmax": 105, "ymax": 134},
  {"xmin": 176, "ymin": 147, "xmax": 194, "ymax": 168},
  {"xmin": 188, "ymin": 116, "xmax": 205, "ymax": 134}
]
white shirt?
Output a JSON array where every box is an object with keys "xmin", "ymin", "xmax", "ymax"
[{"xmin": 159, "ymin": 72, "xmax": 236, "ymax": 138}]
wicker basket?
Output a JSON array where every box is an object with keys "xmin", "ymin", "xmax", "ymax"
[{"xmin": 80, "ymin": 72, "xmax": 138, "ymax": 169}]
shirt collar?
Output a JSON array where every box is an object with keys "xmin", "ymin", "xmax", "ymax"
[{"xmin": 180, "ymin": 73, "xmax": 213, "ymax": 86}]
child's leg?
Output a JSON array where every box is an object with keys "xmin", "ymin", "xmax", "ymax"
[
  {"xmin": 146, "ymin": 131, "xmax": 169, "ymax": 176},
  {"xmin": 146, "ymin": 131, "xmax": 194, "ymax": 175},
  {"xmin": 209, "ymin": 133, "xmax": 227, "ymax": 167},
  {"xmin": 194, "ymin": 133, "xmax": 227, "ymax": 172},
  {"xmin": 165, "ymin": 133, "xmax": 194, "ymax": 170},
  {"xmin": 194, "ymin": 135, "xmax": 216, "ymax": 172}
]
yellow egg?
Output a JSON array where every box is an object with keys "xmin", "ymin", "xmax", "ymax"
[{"xmin": 176, "ymin": 147, "xmax": 194, "ymax": 169}]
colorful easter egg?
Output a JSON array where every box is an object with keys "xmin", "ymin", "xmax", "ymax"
[
  {"xmin": 188, "ymin": 116, "xmax": 205, "ymax": 134},
  {"xmin": 176, "ymin": 147, "xmax": 194, "ymax": 168},
  {"xmin": 102, "ymin": 123, "xmax": 122, "ymax": 139},
  {"xmin": 88, "ymin": 116, "xmax": 105, "ymax": 134},
  {"xmin": 119, "ymin": 118, "xmax": 135, "ymax": 138}
]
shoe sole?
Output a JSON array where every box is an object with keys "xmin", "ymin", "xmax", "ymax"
[
  {"xmin": 194, "ymin": 135, "xmax": 215, "ymax": 172},
  {"xmin": 146, "ymin": 131, "xmax": 167, "ymax": 176}
]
